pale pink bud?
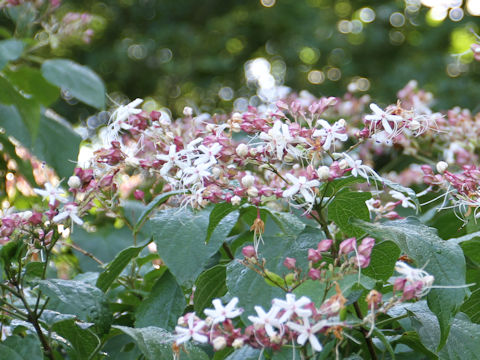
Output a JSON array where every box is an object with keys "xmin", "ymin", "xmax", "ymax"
[
  {"xmin": 339, "ymin": 237, "xmax": 356, "ymax": 255},
  {"xmin": 308, "ymin": 268, "xmax": 321, "ymax": 280},
  {"xmin": 402, "ymin": 284, "xmax": 417, "ymax": 300},
  {"xmin": 134, "ymin": 189, "xmax": 144, "ymax": 200},
  {"xmin": 358, "ymin": 237, "xmax": 375, "ymax": 256},
  {"xmin": 242, "ymin": 245, "xmax": 256, "ymax": 258},
  {"xmin": 393, "ymin": 278, "xmax": 407, "ymax": 292},
  {"xmin": 317, "ymin": 239, "xmax": 333, "ymax": 252},
  {"xmin": 308, "ymin": 249, "xmax": 322, "ymax": 262},
  {"xmin": 283, "ymin": 257, "xmax": 296, "ymax": 270}
]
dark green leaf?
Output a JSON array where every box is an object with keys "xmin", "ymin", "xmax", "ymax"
[
  {"xmin": 460, "ymin": 268, "xmax": 480, "ymax": 323},
  {"xmin": 206, "ymin": 202, "xmax": 238, "ymax": 244},
  {"xmin": 150, "ymin": 206, "xmax": 238, "ymax": 286},
  {"xmin": 323, "ymin": 175, "xmax": 366, "ymax": 196},
  {"xmin": 96, "ymin": 245, "xmax": 144, "ymax": 292},
  {"xmin": 114, "ymin": 326, "xmax": 209, "ymax": 360},
  {"xmin": 52, "ymin": 319, "xmax": 100, "ymax": 359},
  {"xmin": 4, "ymin": 66, "xmax": 59, "ymax": 105},
  {"xmin": 363, "ymin": 241, "xmax": 400, "ymax": 281},
  {"xmin": 224, "ymin": 346, "xmax": 261, "ymax": 359},
  {"xmin": 0, "ymin": 334, "xmax": 42, "ymax": 360},
  {"xmin": 133, "ymin": 190, "xmax": 186, "ymax": 234},
  {"xmin": 194, "ymin": 265, "xmax": 227, "ymax": 315},
  {"xmin": 328, "ymin": 190, "xmax": 371, "ymax": 237},
  {"xmin": 41, "ymin": 59, "xmax": 105, "ymax": 109},
  {"xmin": 135, "ymin": 271, "xmax": 186, "ymax": 331},
  {"xmin": 355, "ymin": 217, "xmax": 466, "ymax": 348},
  {"xmin": 0, "ymin": 39, "xmax": 24, "ymax": 70},
  {"xmin": 37, "ymin": 279, "xmax": 112, "ymax": 334}
]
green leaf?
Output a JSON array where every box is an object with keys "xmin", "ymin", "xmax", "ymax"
[
  {"xmin": 71, "ymin": 224, "xmax": 133, "ymax": 272},
  {"xmin": 4, "ymin": 66, "xmax": 59, "ymax": 106},
  {"xmin": 224, "ymin": 346, "xmax": 261, "ymax": 359},
  {"xmin": 114, "ymin": 326, "xmax": 209, "ymax": 360},
  {"xmin": 52, "ymin": 319, "xmax": 100, "ymax": 359},
  {"xmin": 328, "ymin": 190, "xmax": 371, "ymax": 237},
  {"xmin": 227, "ymin": 226, "xmax": 323, "ymax": 323},
  {"xmin": 0, "ymin": 77, "xmax": 40, "ymax": 140},
  {"xmin": 37, "ymin": 279, "xmax": 112, "ymax": 334},
  {"xmin": 460, "ymin": 268, "xmax": 480, "ymax": 323},
  {"xmin": 96, "ymin": 245, "xmax": 144, "ymax": 292},
  {"xmin": 206, "ymin": 202, "xmax": 238, "ymax": 244},
  {"xmin": 354, "ymin": 217, "xmax": 466, "ymax": 348},
  {"xmin": 363, "ymin": 241, "xmax": 400, "ymax": 281},
  {"xmin": 135, "ymin": 271, "xmax": 186, "ymax": 331},
  {"xmin": 150, "ymin": 206, "xmax": 238, "ymax": 286},
  {"xmin": 133, "ymin": 190, "xmax": 186, "ymax": 234},
  {"xmin": 0, "ymin": 134, "xmax": 35, "ymax": 185},
  {"xmin": 0, "ymin": 334, "xmax": 42, "ymax": 360},
  {"xmin": 41, "ymin": 59, "xmax": 105, "ymax": 109},
  {"xmin": 194, "ymin": 265, "xmax": 227, "ymax": 315},
  {"xmin": 323, "ymin": 175, "xmax": 366, "ymax": 196},
  {"xmin": 393, "ymin": 332, "xmax": 438, "ymax": 359},
  {"xmin": 0, "ymin": 39, "xmax": 24, "ymax": 70},
  {"xmin": 399, "ymin": 302, "xmax": 480, "ymax": 359}
]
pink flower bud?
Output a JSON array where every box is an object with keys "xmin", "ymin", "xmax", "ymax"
[
  {"xmin": 402, "ymin": 284, "xmax": 417, "ymax": 301},
  {"xmin": 393, "ymin": 278, "xmax": 407, "ymax": 292},
  {"xmin": 134, "ymin": 189, "xmax": 145, "ymax": 200},
  {"xmin": 308, "ymin": 268, "xmax": 321, "ymax": 280},
  {"xmin": 339, "ymin": 237, "xmax": 356, "ymax": 255},
  {"xmin": 308, "ymin": 249, "xmax": 322, "ymax": 263},
  {"xmin": 317, "ymin": 239, "xmax": 333, "ymax": 252},
  {"xmin": 242, "ymin": 245, "xmax": 256, "ymax": 258},
  {"xmin": 29, "ymin": 212, "xmax": 43, "ymax": 226},
  {"xmin": 283, "ymin": 257, "xmax": 296, "ymax": 270},
  {"xmin": 352, "ymin": 254, "xmax": 370, "ymax": 268},
  {"xmin": 358, "ymin": 237, "xmax": 375, "ymax": 256}
]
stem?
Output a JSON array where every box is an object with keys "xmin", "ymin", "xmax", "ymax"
[
  {"xmin": 222, "ymin": 242, "xmax": 235, "ymax": 260},
  {"xmin": 61, "ymin": 241, "xmax": 104, "ymax": 265},
  {"xmin": 0, "ymin": 305, "xmax": 28, "ymax": 321},
  {"xmin": 353, "ymin": 301, "xmax": 378, "ymax": 360}
]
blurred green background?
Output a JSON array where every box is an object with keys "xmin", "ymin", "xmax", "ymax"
[{"xmin": 5, "ymin": 0, "xmax": 480, "ymax": 119}]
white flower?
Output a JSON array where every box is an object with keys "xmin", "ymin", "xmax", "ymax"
[
  {"xmin": 313, "ymin": 119, "xmax": 348, "ymax": 150},
  {"xmin": 182, "ymin": 160, "xmax": 215, "ymax": 186},
  {"xmin": 248, "ymin": 305, "xmax": 282, "ymax": 337},
  {"xmin": 365, "ymin": 103, "xmax": 403, "ymax": 137},
  {"xmin": 194, "ymin": 143, "xmax": 223, "ymax": 165},
  {"xmin": 390, "ymin": 190, "xmax": 416, "ymax": 209},
  {"xmin": 282, "ymin": 173, "xmax": 320, "ymax": 204},
  {"xmin": 341, "ymin": 153, "xmax": 380, "ymax": 182},
  {"xmin": 203, "ymin": 297, "xmax": 243, "ymax": 325},
  {"xmin": 53, "ymin": 203, "xmax": 83, "ymax": 225},
  {"xmin": 111, "ymin": 98, "xmax": 143, "ymax": 123},
  {"xmin": 259, "ymin": 120, "xmax": 294, "ymax": 160},
  {"xmin": 34, "ymin": 182, "xmax": 68, "ymax": 206},
  {"xmin": 287, "ymin": 317, "xmax": 330, "ymax": 352},
  {"xmin": 273, "ymin": 294, "xmax": 312, "ymax": 323},
  {"xmin": 175, "ymin": 314, "xmax": 208, "ymax": 345},
  {"xmin": 156, "ymin": 144, "xmax": 182, "ymax": 176}
]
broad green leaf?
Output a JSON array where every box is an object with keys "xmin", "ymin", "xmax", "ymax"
[
  {"xmin": 328, "ymin": 190, "xmax": 371, "ymax": 237},
  {"xmin": 71, "ymin": 224, "xmax": 133, "ymax": 272},
  {"xmin": 293, "ymin": 280, "xmax": 327, "ymax": 304},
  {"xmin": 41, "ymin": 59, "xmax": 105, "ymax": 109},
  {"xmin": 225, "ymin": 346, "xmax": 261, "ymax": 359},
  {"xmin": 0, "ymin": 133, "xmax": 35, "ymax": 185},
  {"xmin": 37, "ymin": 279, "xmax": 112, "ymax": 334},
  {"xmin": 135, "ymin": 271, "xmax": 186, "ymax": 331},
  {"xmin": 398, "ymin": 302, "xmax": 480, "ymax": 359},
  {"xmin": 460, "ymin": 268, "xmax": 480, "ymax": 323},
  {"xmin": 4, "ymin": 66, "xmax": 59, "ymax": 105},
  {"xmin": 96, "ymin": 245, "xmax": 144, "ymax": 292},
  {"xmin": 39, "ymin": 310, "xmax": 76, "ymax": 328},
  {"xmin": 24, "ymin": 261, "xmax": 44, "ymax": 280},
  {"xmin": 52, "ymin": 319, "xmax": 100, "ymax": 359},
  {"xmin": 194, "ymin": 265, "xmax": 227, "ymax": 315},
  {"xmin": 133, "ymin": 190, "xmax": 186, "ymax": 234},
  {"xmin": 114, "ymin": 326, "xmax": 209, "ymax": 360},
  {"xmin": 227, "ymin": 226, "xmax": 323, "ymax": 323},
  {"xmin": 206, "ymin": 202, "xmax": 238, "ymax": 243},
  {"xmin": 323, "ymin": 175, "xmax": 366, "ymax": 196},
  {"xmin": 0, "ymin": 334, "xmax": 42, "ymax": 360},
  {"xmin": 354, "ymin": 217, "xmax": 466, "ymax": 348},
  {"xmin": 393, "ymin": 332, "xmax": 438, "ymax": 359},
  {"xmin": 363, "ymin": 241, "xmax": 400, "ymax": 281},
  {"xmin": 0, "ymin": 76, "xmax": 40, "ymax": 140},
  {"xmin": 150, "ymin": 206, "xmax": 238, "ymax": 286},
  {"xmin": 0, "ymin": 39, "xmax": 24, "ymax": 70},
  {"xmin": 266, "ymin": 209, "xmax": 306, "ymax": 236}
]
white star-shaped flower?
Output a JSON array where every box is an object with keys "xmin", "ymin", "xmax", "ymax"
[
  {"xmin": 34, "ymin": 182, "xmax": 68, "ymax": 206},
  {"xmin": 282, "ymin": 173, "xmax": 320, "ymax": 204},
  {"xmin": 52, "ymin": 203, "xmax": 83, "ymax": 225},
  {"xmin": 273, "ymin": 294, "xmax": 312, "ymax": 323},
  {"xmin": 365, "ymin": 103, "xmax": 403, "ymax": 136},
  {"xmin": 175, "ymin": 314, "xmax": 208, "ymax": 345},
  {"xmin": 390, "ymin": 190, "xmax": 416, "ymax": 209},
  {"xmin": 248, "ymin": 305, "xmax": 282, "ymax": 337},
  {"xmin": 313, "ymin": 119, "xmax": 348, "ymax": 150},
  {"xmin": 259, "ymin": 120, "xmax": 294, "ymax": 160},
  {"xmin": 287, "ymin": 317, "xmax": 330, "ymax": 352},
  {"xmin": 203, "ymin": 297, "xmax": 243, "ymax": 325}
]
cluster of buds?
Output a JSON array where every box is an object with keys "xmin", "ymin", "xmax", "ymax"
[
  {"xmin": 393, "ymin": 261, "xmax": 435, "ymax": 300},
  {"xmin": 338, "ymin": 237, "xmax": 375, "ymax": 269}
]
